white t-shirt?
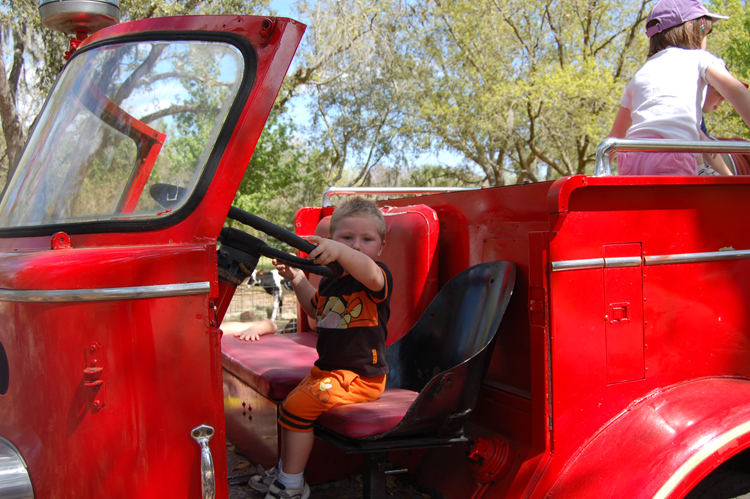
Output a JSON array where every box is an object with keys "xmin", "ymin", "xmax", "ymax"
[{"xmin": 622, "ymin": 47, "xmax": 725, "ymax": 141}]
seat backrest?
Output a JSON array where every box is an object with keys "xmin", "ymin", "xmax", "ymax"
[
  {"xmin": 295, "ymin": 204, "xmax": 439, "ymax": 346},
  {"xmin": 381, "ymin": 261, "xmax": 516, "ymax": 438},
  {"xmin": 378, "ymin": 205, "xmax": 439, "ymax": 344}
]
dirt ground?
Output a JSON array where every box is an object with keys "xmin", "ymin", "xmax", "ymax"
[{"xmin": 226, "ymin": 440, "xmax": 438, "ymax": 499}]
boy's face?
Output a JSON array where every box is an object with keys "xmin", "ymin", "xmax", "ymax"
[
  {"xmin": 331, "ymin": 215, "xmax": 385, "ymax": 261},
  {"xmin": 703, "ymin": 85, "xmax": 724, "ymax": 113}
]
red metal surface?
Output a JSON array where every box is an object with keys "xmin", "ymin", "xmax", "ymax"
[
  {"xmin": 366, "ymin": 177, "xmax": 750, "ymax": 498},
  {"xmin": 5, "ymin": 11, "xmax": 750, "ymax": 499},
  {"xmin": 0, "ymin": 15, "xmax": 304, "ymax": 499}
]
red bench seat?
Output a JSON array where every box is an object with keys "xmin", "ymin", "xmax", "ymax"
[{"xmin": 221, "ymin": 333, "xmax": 318, "ymax": 401}]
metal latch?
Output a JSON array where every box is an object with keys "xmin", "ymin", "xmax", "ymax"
[{"xmin": 608, "ymin": 302, "xmax": 631, "ymax": 324}]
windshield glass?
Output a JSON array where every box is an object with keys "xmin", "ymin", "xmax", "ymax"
[{"xmin": 0, "ymin": 39, "xmax": 244, "ymax": 229}]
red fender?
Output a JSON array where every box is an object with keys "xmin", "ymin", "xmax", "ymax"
[{"xmin": 548, "ymin": 377, "xmax": 750, "ymax": 499}]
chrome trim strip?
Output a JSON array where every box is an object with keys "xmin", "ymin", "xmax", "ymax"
[
  {"xmin": 594, "ymin": 137, "xmax": 750, "ymax": 176},
  {"xmin": 551, "ymin": 258, "xmax": 604, "ymax": 272},
  {"xmin": 653, "ymin": 420, "xmax": 750, "ymax": 499},
  {"xmin": 645, "ymin": 249, "xmax": 750, "ymax": 266},
  {"xmin": 553, "ymin": 249, "xmax": 750, "ymax": 271},
  {"xmin": 0, "ymin": 281, "xmax": 211, "ymax": 303},
  {"xmin": 604, "ymin": 256, "xmax": 642, "ymax": 268}
]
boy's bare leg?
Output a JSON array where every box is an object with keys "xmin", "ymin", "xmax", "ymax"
[{"xmin": 280, "ymin": 427, "xmax": 315, "ymax": 474}]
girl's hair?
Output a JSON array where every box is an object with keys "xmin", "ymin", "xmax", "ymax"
[
  {"xmin": 329, "ymin": 196, "xmax": 386, "ymax": 240},
  {"xmin": 647, "ymin": 15, "xmax": 713, "ymax": 58}
]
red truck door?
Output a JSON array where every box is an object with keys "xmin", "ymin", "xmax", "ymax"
[{"xmin": 0, "ymin": 16, "xmax": 303, "ymax": 499}]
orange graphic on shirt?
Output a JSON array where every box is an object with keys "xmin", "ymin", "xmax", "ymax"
[{"xmin": 316, "ymin": 290, "xmax": 379, "ymax": 329}]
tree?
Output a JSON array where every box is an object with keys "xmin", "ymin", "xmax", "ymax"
[
  {"xmin": 705, "ymin": 0, "xmax": 750, "ymax": 140},
  {"xmin": 399, "ymin": 0, "xmax": 652, "ymax": 184},
  {"xmin": 233, "ymin": 107, "xmax": 305, "ymax": 232},
  {"xmin": 289, "ymin": 0, "xmax": 417, "ymax": 190},
  {"xmin": 283, "ymin": 0, "xmax": 655, "ymax": 190}
]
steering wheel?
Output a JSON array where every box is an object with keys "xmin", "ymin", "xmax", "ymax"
[{"xmin": 222, "ymin": 206, "xmax": 344, "ymax": 278}]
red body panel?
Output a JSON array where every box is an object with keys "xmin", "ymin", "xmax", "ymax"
[
  {"xmin": 360, "ymin": 177, "xmax": 750, "ymax": 499},
  {"xmin": 4, "ymin": 12, "xmax": 750, "ymax": 499}
]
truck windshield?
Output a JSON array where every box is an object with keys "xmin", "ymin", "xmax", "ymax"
[{"xmin": 0, "ymin": 39, "xmax": 244, "ymax": 229}]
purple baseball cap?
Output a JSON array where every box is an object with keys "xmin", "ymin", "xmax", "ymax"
[{"xmin": 646, "ymin": 0, "xmax": 729, "ymax": 38}]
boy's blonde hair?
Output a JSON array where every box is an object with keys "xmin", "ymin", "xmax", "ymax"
[
  {"xmin": 329, "ymin": 196, "xmax": 386, "ymax": 241},
  {"xmin": 648, "ymin": 16, "xmax": 713, "ymax": 58}
]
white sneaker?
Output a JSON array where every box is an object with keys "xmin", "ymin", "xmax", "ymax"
[
  {"xmin": 249, "ymin": 465, "xmax": 279, "ymax": 493},
  {"xmin": 263, "ymin": 479, "xmax": 310, "ymax": 499}
]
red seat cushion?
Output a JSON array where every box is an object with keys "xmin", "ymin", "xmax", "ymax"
[
  {"xmin": 379, "ymin": 205, "xmax": 439, "ymax": 345},
  {"xmin": 316, "ymin": 388, "xmax": 418, "ymax": 438},
  {"xmin": 221, "ymin": 333, "xmax": 318, "ymax": 400},
  {"xmin": 296, "ymin": 204, "xmax": 439, "ymax": 345}
]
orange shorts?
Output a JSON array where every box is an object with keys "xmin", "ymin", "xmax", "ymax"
[{"xmin": 279, "ymin": 366, "xmax": 386, "ymax": 432}]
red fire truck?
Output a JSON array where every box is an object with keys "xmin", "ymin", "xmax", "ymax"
[{"xmin": 4, "ymin": 2, "xmax": 750, "ymax": 498}]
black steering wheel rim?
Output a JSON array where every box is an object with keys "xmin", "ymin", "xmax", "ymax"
[{"xmin": 225, "ymin": 206, "xmax": 343, "ymax": 277}]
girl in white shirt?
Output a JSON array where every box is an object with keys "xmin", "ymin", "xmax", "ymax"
[{"xmin": 608, "ymin": 0, "xmax": 750, "ymax": 175}]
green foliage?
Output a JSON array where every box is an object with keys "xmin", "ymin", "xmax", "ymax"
[
  {"xmin": 232, "ymin": 107, "xmax": 305, "ymax": 236},
  {"xmin": 397, "ymin": 0, "xmax": 651, "ymax": 182},
  {"xmin": 707, "ymin": 0, "xmax": 750, "ymax": 140}
]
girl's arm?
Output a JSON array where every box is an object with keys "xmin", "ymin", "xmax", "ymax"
[
  {"xmin": 608, "ymin": 106, "xmax": 632, "ymax": 138},
  {"xmin": 707, "ymin": 65, "xmax": 750, "ymax": 127}
]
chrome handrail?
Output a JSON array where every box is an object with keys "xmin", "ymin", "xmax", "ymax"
[
  {"xmin": 191, "ymin": 425, "xmax": 215, "ymax": 499},
  {"xmin": 322, "ymin": 186, "xmax": 481, "ymax": 207},
  {"xmin": 594, "ymin": 138, "xmax": 750, "ymax": 176}
]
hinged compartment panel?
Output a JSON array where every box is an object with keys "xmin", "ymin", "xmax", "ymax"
[{"xmin": 604, "ymin": 243, "xmax": 644, "ymax": 384}]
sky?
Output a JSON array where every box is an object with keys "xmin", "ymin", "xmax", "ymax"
[{"xmin": 269, "ymin": 0, "xmax": 296, "ymax": 18}]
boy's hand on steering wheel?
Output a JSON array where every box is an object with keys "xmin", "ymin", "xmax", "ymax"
[{"xmin": 306, "ymin": 236, "xmax": 343, "ymax": 266}]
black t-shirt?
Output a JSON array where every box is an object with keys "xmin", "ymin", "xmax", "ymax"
[{"xmin": 311, "ymin": 262, "xmax": 392, "ymax": 377}]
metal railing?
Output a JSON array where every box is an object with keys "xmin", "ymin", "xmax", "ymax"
[
  {"xmin": 594, "ymin": 137, "xmax": 750, "ymax": 176},
  {"xmin": 322, "ymin": 186, "xmax": 481, "ymax": 207}
]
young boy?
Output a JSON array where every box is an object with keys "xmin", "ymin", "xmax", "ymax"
[{"xmin": 250, "ymin": 197, "xmax": 392, "ymax": 499}]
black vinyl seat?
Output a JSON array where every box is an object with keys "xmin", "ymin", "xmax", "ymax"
[{"xmin": 315, "ymin": 261, "xmax": 516, "ymax": 498}]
